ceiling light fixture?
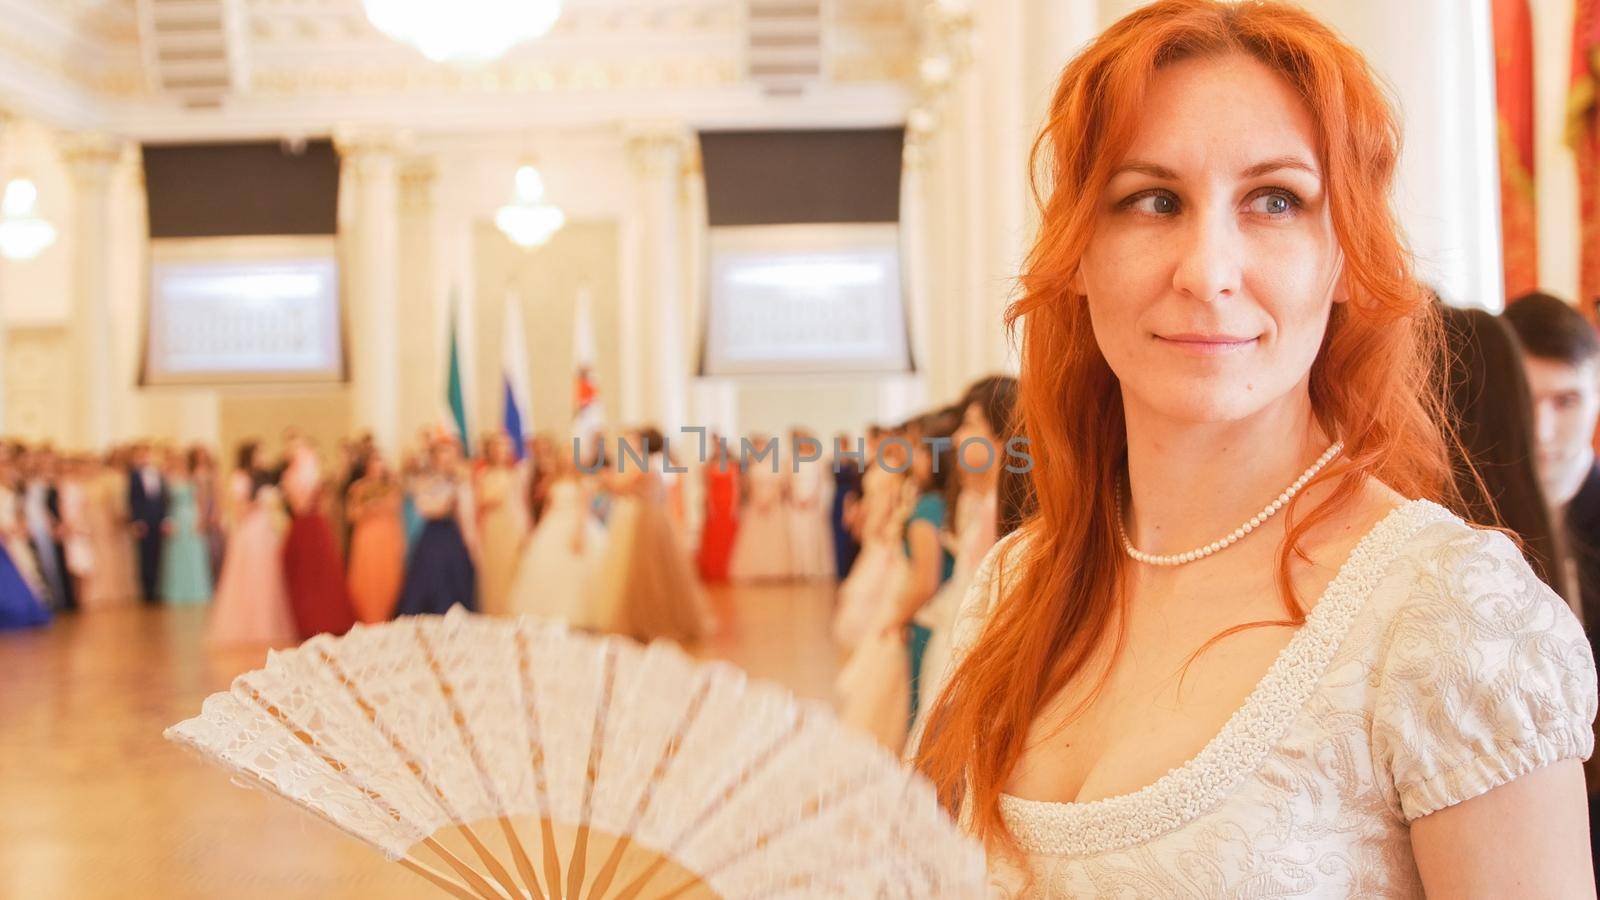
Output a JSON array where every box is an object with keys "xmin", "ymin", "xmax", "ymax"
[
  {"xmin": 495, "ymin": 165, "xmax": 566, "ymax": 249},
  {"xmin": 362, "ymin": 0, "xmax": 562, "ymax": 64},
  {"xmin": 0, "ymin": 179, "xmax": 57, "ymax": 261}
]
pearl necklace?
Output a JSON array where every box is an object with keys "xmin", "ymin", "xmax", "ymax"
[{"xmin": 1116, "ymin": 440, "xmax": 1344, "ymax": 567}]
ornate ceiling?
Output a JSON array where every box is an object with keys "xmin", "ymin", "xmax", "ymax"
[{"xmin": 0, "ymin": 0, "xmax": 920, "ymax": 140}]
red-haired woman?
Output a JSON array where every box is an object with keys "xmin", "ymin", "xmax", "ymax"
[{"xmin": 914, "ymin": 1, "xmax": 1597, "ymax": 895}]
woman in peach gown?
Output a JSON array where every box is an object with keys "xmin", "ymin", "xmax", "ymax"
[
  {"xmin": 208, "ymin": 441, "xmax": 295, "ymax": 646},
  {"xmin": 345, "ymin": 453, "xmax": 406, "ymax": 624},
  {"xmin": 474, "ymin": 435, "xmax": 529, "ymax": 616},
  {"xmin": 592, "ymin": 430, "xmax": 712, "ymax": 644},
  {"xmin": 82, "ymin": 452, "xmax": 139, "ymax": 609}
]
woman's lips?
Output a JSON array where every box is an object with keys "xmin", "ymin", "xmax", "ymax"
[{"xmin": 1154, "ymin": 333, "xmax": 1259, "ymax": 355}]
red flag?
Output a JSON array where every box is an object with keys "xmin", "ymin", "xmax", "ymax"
[
  {"xmin": 1572, "ymin": 0, "xmax": 1600, "ymax": 315},
  {"xmin": 1495, "ymin": 0, "xmax": 1538, "ymax": 301}
]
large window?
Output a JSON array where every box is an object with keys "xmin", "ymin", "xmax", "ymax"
[
  {"xmin": 702, "ymin": 223, "xmax": 909, "ymax": 376},
  {"xmin": 142, "ymin": 236, "xmax": 343, "ymax": 386}
]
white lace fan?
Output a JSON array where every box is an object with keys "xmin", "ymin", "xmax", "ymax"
[{"xmin": 165, "ymin": 607, "xmax": 986, "ymax": 899}]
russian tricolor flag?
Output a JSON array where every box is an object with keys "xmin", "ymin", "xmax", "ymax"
[{"xmin": 501, "ymin": 291, "xmax": 533, "ymax": 461}]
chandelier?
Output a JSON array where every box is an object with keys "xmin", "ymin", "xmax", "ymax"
[
  {"xmin": 0, "ymin": 179, "xmax": 56, "ymax": 261},
  {"xmin": 495, "ymin": 165, "xmax": 566, "ymax": 249},
  {"xmin": 362, "ymin": 0, "xmax": 562, "ymax": 64}
]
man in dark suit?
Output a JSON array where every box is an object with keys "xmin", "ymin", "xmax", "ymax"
[
  {"xmin": 126, "ymin": 443, "xmax": 167, "ymax": 605},
  {"xmin": 1503, "ymin": 292, "xmax": 1600, "ymax": 887}
]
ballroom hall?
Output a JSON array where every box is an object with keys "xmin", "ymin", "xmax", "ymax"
[{"xmin": 4, "ymin": 1, "xmax": 1600, "ymax": 898}]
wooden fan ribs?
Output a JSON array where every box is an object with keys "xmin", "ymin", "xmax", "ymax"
[
  {"xmin": 167, "ymin": 612, "xmax": 987, "ymax": 899},
  {"xmin": 311, "ymin": 640, "xmax": 513, "ymax": 900},
  {"xmin": 586, "ymin": 668, "xmax": 715, "ymax": 900},
  {"xmin": 515, "ymin": 625, "xmax": 572, "ymax": 900},
  {"xmin": 566, "ymin": 642, "xmax": 618, "ymax": 899},
  {"xmin": 235, "ymin": 659, "xmax": 498, "ymax": 900},
  {"xmin": 415, "ymin": 624, "xmax": 537, "ymax": 900}
]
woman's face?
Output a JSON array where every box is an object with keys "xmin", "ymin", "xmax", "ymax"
[
  {"xmin": 955, "ymin": 402, "xmax": 996, "ymax": 472},
  {"xmin": 1078, "ymin": 54, "xmax": 1343, "ymax": 426}
]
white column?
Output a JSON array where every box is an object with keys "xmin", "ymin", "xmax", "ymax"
[
  {"xmin": 900, "ymin": 136, "xmax": 935, "ymax": 407},
  {"xmin": 618, "ymin": 177, "xmax": 645, "ymax": 426},
  {"xmin": 957, "ymin": 62, "xmax": 991, "ymax": 384},
  {"xmin": 398, "ymin": 158, "xmax": 440, "ymax": 447},
  {"xmin": 626, "ymin": 128, "xmax": 691, "ymax": 435},
  {"xmin": 1024, "ymin": 0, "xmax": 1096, "ymax": 110},
  {"xmin": 335, "ymin": 131, "xmax": 404, "ymax": 456},
  {"xmin": 1297, "ymin": 0, "xmax": 1500, "ymax": 309},
  {"xmin": 976, "ymin": 0, "xmax": 1029, "ymax": 372},
  {"xmin": 63, "ymin": 134, "xmax": 122, "ymax": 451}
]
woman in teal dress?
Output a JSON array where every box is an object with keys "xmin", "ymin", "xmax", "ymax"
[
  {"xmin": 889, "ymin": 413, "xmax": 957, "ymax": 726},
  {"xmin": 159, "ymin": 451, "xmax": 213, "ymax": 605}
]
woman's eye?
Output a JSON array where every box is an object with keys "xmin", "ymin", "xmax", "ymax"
[
  {"xmin": 1125, "ymin": 191, "xmax": 1178, "ymax": 215},
  {"xmin": 1247, "ymin": 190, "xmax": 1299, "ymax": 216}
]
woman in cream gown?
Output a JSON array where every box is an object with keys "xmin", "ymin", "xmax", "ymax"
[
  {"xmin": 787, "ymin": 429, "xmax": 835, "ymax": 580},
  {"xmin": 916, "ymin": 6, "xmax": 1596, "ymax": 894},
  {"xmin": 506, "ymin": 452, "xmax": 606, "ymax": 627},
  {"xmin": 832, "ymin": 435, "xmax": 909, "ymax": 647},
  {"xmin": 58, "ymin": 457, "xmax": 95, "ymax": 605},
  {"xmin": 474, "ymin": 435, "xmax": 529, "ymax": 616}
]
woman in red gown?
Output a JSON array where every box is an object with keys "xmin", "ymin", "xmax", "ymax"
[
  {"xmin": 696, "ymin": 436, "xmax": 740, "ymax": 582},
  {"xmin": 281, "ymin": 440, "xmax": 356, "ymax": 639}
]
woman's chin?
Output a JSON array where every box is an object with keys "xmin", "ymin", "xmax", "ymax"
[{"xmin": 1123, "ymin": 381, "xmax": 1283, "ymax": 426}]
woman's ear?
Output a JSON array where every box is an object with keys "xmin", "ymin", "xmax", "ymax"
[
  {"xmin": 1069, "ymin": 269, "xmax": 1087, "ymax": 298},
  {"xmin": 1329, "ymin": 252, "xmax": 1349, "ymax": 305}
]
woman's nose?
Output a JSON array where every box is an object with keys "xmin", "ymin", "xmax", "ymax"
[{"xmin": 1170, "ymin": 210, "xmax": 1243, "ymax": 303}]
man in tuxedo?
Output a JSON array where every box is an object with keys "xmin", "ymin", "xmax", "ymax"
[
  {"xmin": 1504, "ymin": 294, "xmax": 1600, "ymax": 623},
  {"xmin": 1503, "ymin": 291, "xmax": 1600, "ymax": 885},
  {"xmin": 126, "ymin": 443, "xmax": 167, "ymax": 605}
]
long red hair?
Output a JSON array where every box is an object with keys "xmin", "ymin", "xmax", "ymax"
[{"xmin": 913, "ymin": 0, "xmax": 1455, "ymax": 861}]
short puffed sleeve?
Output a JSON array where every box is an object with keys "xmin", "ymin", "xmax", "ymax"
[{"xmin": 1371, "ymin": 525, "xmax": 1597, "ymax": 821}]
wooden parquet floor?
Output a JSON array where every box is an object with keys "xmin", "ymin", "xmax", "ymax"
[{"xmin": 0, "ymin": 582, "xmax": 842, "ymax": 899}]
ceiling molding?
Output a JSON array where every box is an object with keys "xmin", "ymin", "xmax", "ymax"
[
  {"xmin": 114, "ymin": 82, "xmax": 912, "ymax": 142},
  {"xmin": 0, "ymin": 0, "xmax": 917, "ymax": 141}
]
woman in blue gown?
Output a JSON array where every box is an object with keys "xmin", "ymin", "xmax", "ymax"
[
  {"xmin": 0, "ymin": 540, "xmax": 49, "ymax": 631},
  {"xmin": 395, "ymin": 438, "xmax": 477, "ymax": 617}
]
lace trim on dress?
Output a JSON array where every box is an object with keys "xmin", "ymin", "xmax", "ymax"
[{"xmin": 998, "ymin": 499, "xmax": 1450, "ymax": 857}]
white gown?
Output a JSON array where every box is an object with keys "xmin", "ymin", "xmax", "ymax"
[
  {"xmin": 832, "ymin": 467, "xmax": 908, "ymax": 647},
  {"xmin": 729, "ymin": 463, "xmax": 793, "ymax": 581},
  {"xmin": 787, "ymin": 464, "xmax": 835, "ymax": 580},
  {"xmin": 505, "ymin": 479, "xmax": 607, "ymax": 628},
  {"xmin": 950, "ymin": 502, "xmax": 1596, "ymax": 897}
]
